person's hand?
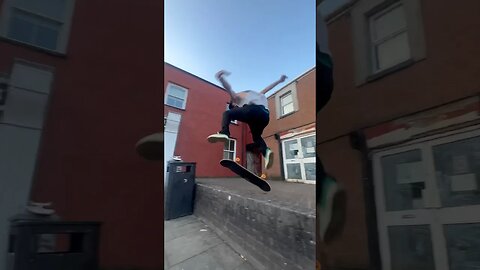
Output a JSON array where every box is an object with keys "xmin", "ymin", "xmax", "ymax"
[
  {"xmin": 215, "ymin": 70, "xmax": 231, "ymax": 80},
  {"xmin": 279, "ymin": 75, "xmax": 288, "ymax": 82}
]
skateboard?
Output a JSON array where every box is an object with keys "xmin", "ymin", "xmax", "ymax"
[{"xmin": 220, "ymin": 159, "xmax": 271, "ymax": 192}]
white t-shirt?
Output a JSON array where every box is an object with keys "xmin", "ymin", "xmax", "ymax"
[{"xmin": 237, "ymin": 90, "xmax": 268, "ymax": 110}]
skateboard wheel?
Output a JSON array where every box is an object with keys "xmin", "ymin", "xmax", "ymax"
[
  {"xmin": 235, "ymin": 157, "xmax": 241, "ymax": 162},
  {"xmin": 260, "ymin": 173, "xmax": 267, "ymax": 179}
]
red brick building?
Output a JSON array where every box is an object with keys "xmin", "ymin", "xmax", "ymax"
[
  {"xmin": 264, "ymin": 67, "xmax": 317, "ymax": 183},
  {"xmin": 0, "ymin": 0, "xmax": 163, "ymax": 269},
  {"xmin": 318, "ymin": 0, "xmax": 480, "ymax": 269}
]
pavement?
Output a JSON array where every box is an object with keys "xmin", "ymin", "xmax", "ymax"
[
  {"xmin": 196, "ymin": 178, "xmax": 316, "ymax": 215},
  {"xmin": 165, "ymin": 215, "xmax": 257, "ymax": 270}
]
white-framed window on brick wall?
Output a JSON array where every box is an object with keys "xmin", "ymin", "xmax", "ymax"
[
  {"xmin": 274, "ymin": 83, "xmax": 298, "ymax": 119},
  {"xmin": 165, "ymin": 83, "xmax": 188, "ymax": 110},
  {"xmin": 280, "ymin": 91, "xmax": 295, "ymax": 116},
  {"xmin": 223, "ymin": 138, "xmax": 236, "ymax": 161},
  {"xmin": 369, "ymin": 3, "xmax": 410, "ymax": 73},
  {"xmin": 0, "ymin": 0, "xmax": 76, "ymax": 53}
]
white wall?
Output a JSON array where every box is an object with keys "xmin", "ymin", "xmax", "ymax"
[
  {"xmin": 0, "ymin": 61, "xmax": 53, "ymax": 269},
  {"xmin": 164, "ymin": 112, "xmax": 181, "ymax": 186}
]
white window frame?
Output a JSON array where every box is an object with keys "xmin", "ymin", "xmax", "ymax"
[
  {"xmin": 223, "ymin": 138, "xmax": 236, "ymax": 161},
  {"xmin": 0, "ymin": 0, "xmax": 76, "ymax": 54},
  {"xmin": 369, "ymin": 2, "xmax": 410, "ymax": 73},
  {"xmin": 281, "ymin": 133, "xmax": 316, "ymax": 184},
  {"xmin": 225, "ymin": 103, "xmax": 238, "ymax": 124},
  {"xmin": 164, "ymin": 83, "xmax": 188, "ymax": 110},
  {"xmin": 275, "ymin": 83, "xmax": 298, "ymax": 119},
  {"xmin": 373, "ymin": 125, "xmax": 480, "ymax": 270},
  {"xmin": 280, "ymin": 91, "xmax": 295, "ymax": 117}
]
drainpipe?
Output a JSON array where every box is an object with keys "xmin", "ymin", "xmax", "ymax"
[
  {"xmin": 274, "ymin": 133, "xmax": 285, "ymax": 180},
  {"xmin": 242, "ymin": 122, "xmax": 246, "ymax": 167},
  {"xmin": 349, "ymin": 131, "xmax": 381, "ymax": 270}
]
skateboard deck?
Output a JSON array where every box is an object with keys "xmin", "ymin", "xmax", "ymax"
[{"xmin": 220, "ymin": 159, "xmax": 271, "ymax": 192}]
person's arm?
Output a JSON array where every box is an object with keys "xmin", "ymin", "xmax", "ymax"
[
  {"xmin": 215, "ymin": 70, "xmax": 236, "ymax": 100},
  {"xmin": 260, "ymin": 75, "xmax": 288, "ymax": 95}
]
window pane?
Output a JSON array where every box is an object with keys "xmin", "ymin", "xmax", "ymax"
[
  {"xmin": 176, "ymin": 99, "xmax": 184, "ymax": 109},
  {"xmin": 444, "ymin": 223, "xmax": 480, "ymax": 270},
  {"xmin": 8, "ymin": 9, "xmax": 61, "ymax": 50},
  {"xmin": 381, "ymin": 149, "xmax": 425, "ymax": 211},
  {"xmin": 166, "ymin": 96, "xmax": 184, "ymax": 109},
  {"xmin": 36, "ymin": 24, "xmax": 60, "ymax": 50},
  {"xmin": 280, "ymin": 93, "xmax": 292, "ymax": 105},
  {"xmin": 8, "ymin": 11, "xmax": 35, "ymax": 43},
  {"xmin": 287, "ymin": 163, "xmax": 302, "ymax": 179},
  {"xmin": 15, "ymin": 0, "xmax": 67, "ymax": 21},
  {"xmin": 169, "ymin": 86, "xmax": 186, "ymax": 99},
  {"xmin": 229, "ymin": 140, "xmax": 235, "ymax": 151},
  {"xmin": 282, "ymin": 103, "xmax": 294, "ymax": 115},
  {"xmin": 229, "ymin": 152, "xmax": 234, "ymax": 160},
  {"xmin": 376, "ymin": 31, "xmax": 410, "ymax": 71},
  {"xmin": 373, "ymin": 5, "xmax": 406, "ymax": 41},
  {"xmin": 223, "ymin": 151, "xmax": 229, "ymax": 160},
  {"xmin": 284, "ymin": 140, "xmax": 299, "ymax": 159},
  {"xmin": 433, "ymin": 136, "xmax": 480, "ymax": 207},
  {"xmin": 304, "ymin": 163, "xmax": 316, "ymax": 181},
  {"xmin": 301, "ymin": 136, "xmax": 316, "ymax": 158},
  {"xmin": 388, "ymin": 225, "xmax": 435, "ymax": 270}
]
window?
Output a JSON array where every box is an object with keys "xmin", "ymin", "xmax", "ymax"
[
  {"xmin": 275, "ymin": 84, "xmax": 298, "ymax": 119},
  {"xmin": 225, "ymin": 104, "xmax": 237, "ymax": 124},
  {"xmin": 351, "ymin": 0, "xmax": 425, "ymax": 84},
  {"xmin": 282, "ymin": 134, "xmax": 316, "ymax": 183},
  {"xmin": 369, "ymin": 3, "xmax": 410, "ymax": 72},
  {"xmin": 1, "ymin": 61, "xmax": 53, "ymax": 128},
  {"xmin": 280, "ymin": 92, "xmax": 294, "ymax": 116},
  {"xmin": 165, "ymin": 83, "xmax": 188, "ymax": 110},
  {"xmin": 223, "ymin": 139, "xmax": 236, "ymax": 161},
  {"xmin": 0, "ymin": 0, "xmax": 76, "ymax": 53}
]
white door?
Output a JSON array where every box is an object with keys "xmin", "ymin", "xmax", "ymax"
[
  {"xmin": 0, "ymin": 61, "xmax": 53, "ymax": 268},
  {"xmin": 282, "ymin": 133, "xmax": 316, "ymax": 184},
  {"xmin": 373, "ymin": 126, "xmax": 480, "ymax": 270},
  {"xmin": 164, "ymin": 112, "xmax": 181, "ymax": 184}
]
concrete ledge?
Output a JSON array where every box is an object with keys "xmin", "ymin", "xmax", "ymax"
[{"xmin": 194, "ymin": 182, "xmax": 315, "ymax": 270}]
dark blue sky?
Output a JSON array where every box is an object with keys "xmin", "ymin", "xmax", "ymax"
[{"xmin": 165, "ymin": 0, "xmax": 315, "ymax": 94}]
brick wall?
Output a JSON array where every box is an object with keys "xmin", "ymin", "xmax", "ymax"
[{"xmin": 194, "ymin": 184, "xmax": 315, "ymax": 270}]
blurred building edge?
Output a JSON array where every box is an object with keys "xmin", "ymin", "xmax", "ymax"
[
  {"xmin": 0, "ymin": 0, "xmax": 163, "ymax": 269},
  {"xmin": 317, "ymin": 0, "xmax": 480, "ymax": 269}
]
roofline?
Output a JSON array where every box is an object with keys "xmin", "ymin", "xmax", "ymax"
[
  {"xmin": 267, "ymin": 66, "xmax": 316, "ymax": 98},
  {"xmin": 325, "ymin": 0, "xmax": 360, "ymax": 24},
  {"xmin": 165, "ymin": 62, "xmax": 227, "ymax": 92}
]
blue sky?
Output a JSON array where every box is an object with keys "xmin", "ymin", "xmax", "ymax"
[{"xmin": 165, "ymin": 0, "xmax": 315, "ymax": 94}]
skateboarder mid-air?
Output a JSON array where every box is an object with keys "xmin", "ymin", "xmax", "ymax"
[{"xmin": 208, "ymin": 70, "xmax": 287, "ymax": 170}]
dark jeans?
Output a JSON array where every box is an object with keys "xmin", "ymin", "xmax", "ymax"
[
  {"xmin": 317, "ymin": 50, "xmax": 334, "ymax": 196},
  {"xmin": 221, "ymin": 104, "xmax": 270, "ymax": 156}
]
